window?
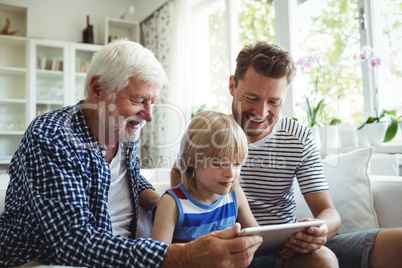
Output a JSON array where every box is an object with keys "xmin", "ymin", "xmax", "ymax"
[
  {"xmin": 191, "ymin": 0, "xmax": 402, "ymax": 125},
  {"xmin": 191, "ymin": 0, "xmax": 276, "ymax": 115},
  {"xmin": 371, "ymin": 0, "xmax": 401, "ymax": 115},
  {"xmin": 293, "ymin": 0, "xmax": 362, "ymax": 124},
  {"xmin": 238, "ymin": 0, "xmax": 275, "ymax": 47},
  {"xmin": 191, "ymin": 0, "xmax": 231, "ymax": 115}
]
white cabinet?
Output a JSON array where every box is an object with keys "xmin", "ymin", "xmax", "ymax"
[
  {"xmin": 105, "ymin": 17, "xmax": 140, "ymax": 44},
  {"xmin": 0, "ymin": 38, "xmax": 104, "ymax": 169},
  {"xmin": 0, "ymin": 37, "xmax": 28, "ymax": 132},
  {"xmin": 0, "ymin": 3, "xmax": 104, "ymax": 170},
  {"xmin": 29, "ymin": 39, "xmax": 103, "ymax": 119},
  {"xmin": 69, "ymin": 42, "xmax": 103, "ymax": 103},
  {"xmin": 0, "ymin": 3, "xmax": 28, "ymax": 37},
  {"xmin": 29, "ymin": 39, "xmax": 69, "ymax": 120},
  {"xmin": 0, "ymin": 3, "xmax": 28, "ymax": 168},
  {"xmin": 29, "ymin": 39, "xmax": 102, "ymax": 120}
]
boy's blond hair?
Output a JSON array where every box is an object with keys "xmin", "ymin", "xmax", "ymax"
[{"xmin": 180, "ymin": 110, "xmax": 248, "ymax": 192}]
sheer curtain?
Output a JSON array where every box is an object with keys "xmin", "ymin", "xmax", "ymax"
[{"xmin": 140, "ymin": 0, "xmax": 192, "ymax": 169}]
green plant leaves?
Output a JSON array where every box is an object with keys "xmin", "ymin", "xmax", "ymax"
[
  {"xmin": 383, "ymin": 114, "xmax": 398, "ymax": 142},
  {"xmin": 357, "ymin": 109, "xmax": 398, "ymax": 142},
  {"xmin": 357, "ymin": 116, "xmax": 379, "ymax": 130},
  {"xmin": 306, "ymin": 97, "xmax": 326, "ymax": 128},
  {"xmin": 329, "ymin": 118, "xmax": 342, "ymax": 125}
]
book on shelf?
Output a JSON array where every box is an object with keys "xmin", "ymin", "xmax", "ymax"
[{"xmin": 36, "ymin": 57, "xmax": 63, "ymax": 71}]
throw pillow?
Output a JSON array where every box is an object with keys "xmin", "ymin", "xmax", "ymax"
[
  {"xmin": 322, "ymin": 147, "xmax": 379, "ymax": 234},
  {"xmin": 294, "ymin": 147, "xmax": 379, "ymax": 234}
]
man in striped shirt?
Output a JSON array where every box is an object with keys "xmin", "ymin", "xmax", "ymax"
[{"xmin": 172, "ymin": 42, "xmax": 402, "ymax": 267}]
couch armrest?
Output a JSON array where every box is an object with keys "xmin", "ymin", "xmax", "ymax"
[
  {"xmin": 0, "ymin": 188, "xmax": 6, "ymax": 214},
  {"xmin": 370, "ymin": 175, "xmax": 402, "ymax": 228},
  {"xmin": 0, "ymin": 174, "xmax": 10, "ymax": 214},
  {"xmin": 141, "ymin": 168, "xmax": 171, "ymax": 183},
  {"xmin": 152, "ymin": 182, "xmax": 171, "ymax": 196}
]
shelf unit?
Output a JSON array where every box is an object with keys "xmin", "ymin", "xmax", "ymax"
[
  {"xmin": 69, "ymin": 42, "xmax": 103, "ymax": 103},
  {"xmin": 0, "ymin": 3, "xmax": 28, "ymax": 170},
  {"xmin": 0, "ymin": 3, "xmax": 28, "ymax": 38},
  {"xmin": 0, "ymin": 36, "xmax": 103, "ymax": 170},
  {"xmin": 29, "ymin": 39, "xmax": 69, "ymax": 120},
  {"xmin": 0, "ymin": 3, "xmax": 103, "ymax": 171},
  {"xmin": 29, "ymin": 39, "xmax": 103, "ymax": 120},
  {"xmin": 105, "ymin": 17, "xmax": 140, "ymax": 44}
]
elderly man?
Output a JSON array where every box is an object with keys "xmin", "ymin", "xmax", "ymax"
[{"xmin": 0, "ymin": 39, "xmax": 261, "ymax": 268}]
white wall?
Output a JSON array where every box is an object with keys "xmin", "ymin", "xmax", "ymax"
[
  {"xmin": 0, "ymin": 0, "xmax": 153, "ymax": 44},
  {"xmin": 135, "ymin": 0, "xmax": 168, "ymax": 22}
]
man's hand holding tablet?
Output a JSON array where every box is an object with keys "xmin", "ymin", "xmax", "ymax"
[{"xmin": 237, "ymin": 220, "xmax": 325, "ymax": 257}]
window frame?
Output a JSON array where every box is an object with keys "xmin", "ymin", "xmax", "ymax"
[
  {"xmin": 222, "ymin": 0, "xmax": 380, "ymax": 120},
  {"xmin": 358, "ymin": 0, "xmax": 377, "ymax": 119}
]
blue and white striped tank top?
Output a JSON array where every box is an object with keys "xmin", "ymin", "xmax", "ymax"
[{"xmin": 165, "ymin": 183, "xmax": 238, "ymax": 243}]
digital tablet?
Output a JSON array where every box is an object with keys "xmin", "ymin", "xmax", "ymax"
[{"xmin": 237, "ymin": 220, "xmax": 325, "ymax": 256}]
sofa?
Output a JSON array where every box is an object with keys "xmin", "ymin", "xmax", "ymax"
[
  {"xmin": 140, "ymin": 147, "xmax": 402, "ymax": 235},
  {"xmin": 1, "ymin": 148, "xmax": 401, "ymax": 236}
]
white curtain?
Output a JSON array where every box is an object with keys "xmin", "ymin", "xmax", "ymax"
[{"xmin": 140, "ymin": 0, "xmax": 193, "ymax": 169}]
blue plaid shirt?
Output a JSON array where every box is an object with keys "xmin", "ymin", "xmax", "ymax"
[{"xmin": 0, "ymin": 102, "xmax": 169, "ymax": 267}]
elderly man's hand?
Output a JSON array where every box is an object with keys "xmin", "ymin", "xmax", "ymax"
[{"xmin": 162, "ymin": 223, "xmax": 262, "ymax": 268}]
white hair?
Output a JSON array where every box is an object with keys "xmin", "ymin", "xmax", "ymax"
[{"xmin": 84, "ymin": 39, "xmax": 168, "ymax": 98}]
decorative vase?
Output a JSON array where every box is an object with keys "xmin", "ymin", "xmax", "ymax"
[
  {"xmin": 319, "ymin": 125, "xmax": 339, "ymax": 150},
  {"xmin": 364, "ymin": 122, "xmax": 388, "ymax": 145},
  {"xmin": 339, "ymin": 123, "xmax": 358, "ymax": 148},
  {"xmin": 83, "ymin": 15, "xmax": 94, "ymax": 44},
  {"xmin": 310, "ymin": 127, "xmax": 321, "ymax": 149}
]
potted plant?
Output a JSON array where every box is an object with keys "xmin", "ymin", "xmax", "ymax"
[
  {"xmin": 357, "ymin": 109, "xmax": 398, "ymax": 144},
  {"xmin": 305, "ymin": 96, "xmax": 325, "ymax": 128},
  {"xmin": 297, "ymin": 55, "xmax": 342, "ymax": 149},
  {"xmin": 297, "ymin": 56, "xmax": 326, "ymax": 129},
  {"xmin": 319, "ymin": 118, "xmax": 342, "ymax": 149},
  {"xmin": 354, "ymin": 46, "xmax": 398, "ymax": 145},
  {"xmin": 301, "ymin": 95, "xmax": 342, "ymax": 151}
]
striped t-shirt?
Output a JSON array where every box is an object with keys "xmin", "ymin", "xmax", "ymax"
[
  {"xmin": 241, "ymin": 115, "xmax": 329, "ymax": 225},
  {"xmin": 161, "ymin": 183, "xmax": 238, "ymax": 243}
]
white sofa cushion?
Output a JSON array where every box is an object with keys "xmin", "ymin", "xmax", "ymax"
[
  {"xmin": 135, "ymin": 169, "xmax": 171, "ymax": 239},
  {"xmin": 0, "ymin": 174, "xmax": 10, "ymax": 214},
  {"xmin": 294, "ymin": 147, "xmax": 379, "ymax": 234},
  {"xmin": 370, "ymin": 175, "xmax": 402, "ymax": 228},
  {"xmin": 0, "ymin": 188, "xmax": 6, "ymax": 214},
  {"xmin": 371, "ymin": 153, "xmax": 400, "ymax": 176}
]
